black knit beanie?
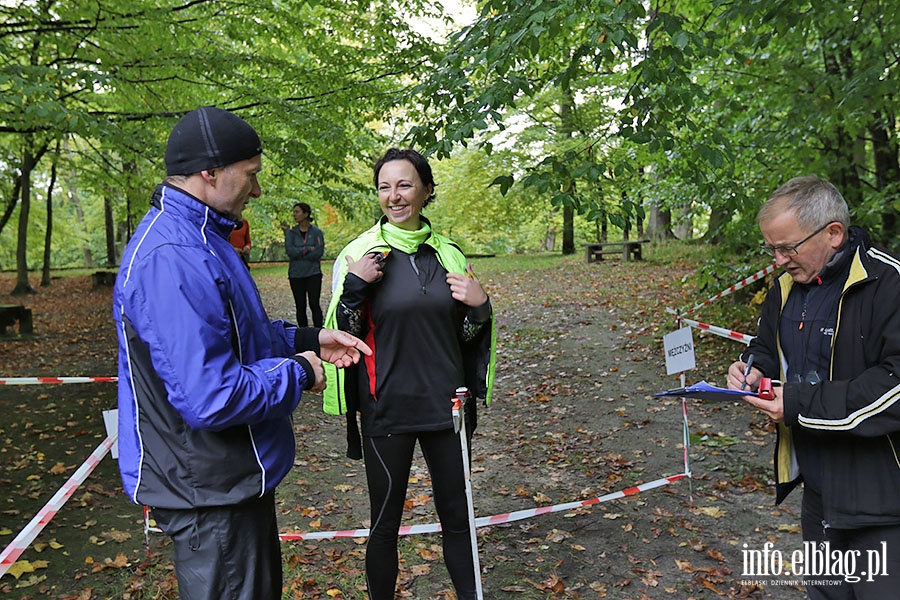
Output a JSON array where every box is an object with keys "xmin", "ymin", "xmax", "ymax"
[{"xmin": 164, "ymin": 106, "xmax": 262, "ymax": 176}]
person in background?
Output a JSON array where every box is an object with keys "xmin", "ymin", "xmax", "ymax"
[
  {"xmin": 285, "ymin": 202, "xmax": 324, "ymax": 327},
  {"xmin": 230, "ymin": 216, "xmax": 252, "ymax": 266},
  {"xmin": 322, "ymin": 148, "xmax": 496, "ymax": 600},
  {"xmin": 113, "ymin": 106, "xmax": 370, "ymax": 600},
  {"xmin": 727, "ymin": 175, "xmax": 900, "ymax": 599}
]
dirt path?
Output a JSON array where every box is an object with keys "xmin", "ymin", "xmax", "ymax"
[{"xmin": 0, "ymin": 255, "xmax": 806, "ymax": 599}]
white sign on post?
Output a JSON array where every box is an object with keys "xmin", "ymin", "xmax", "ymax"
[{"xmin": 663, "ymin": 326, "xmax": 696, "ymax": 376}]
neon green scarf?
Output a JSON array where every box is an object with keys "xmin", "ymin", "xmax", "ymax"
[{"xmin": 381, "ymin": 221, "xmax": 432, "ymax": 254}]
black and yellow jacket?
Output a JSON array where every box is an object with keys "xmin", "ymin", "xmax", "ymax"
[{"xmin": 743, "ymin": 227, "xmax": 900, "ymax": 528}]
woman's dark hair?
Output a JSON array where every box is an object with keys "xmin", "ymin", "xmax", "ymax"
[
  {"xmin": 293, "ymin": 202, "xmax": 314, "ymax": 222},
  {"xmin": 373, "ymin": 148, "xmax": 436, "ymax": 207}
]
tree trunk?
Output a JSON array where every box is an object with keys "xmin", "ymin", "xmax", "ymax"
[
  {"xmin": 562, "ymin": 203, "xmax": 575, "ymax": 254},
  {"xmin": 0, "ymin": 178, "xmax": 22, "ymax": 237},
  {"xmin": 702, "ymin": 205, "xmax": 730, "ymax": 244},
  {"xmin": 104, "ymin": 194, "xmax": 117, "ymax": 267},
  {"xmin": 67, "ymin": 174, "xmax": 94, "ymax": 269},
  {"xmin": 12, "ymin": 145, "xmax": 37, "ymax": 296},
  {"xmin": 559, "ymin": 84, "xmax": 576, "ymax": 255},
  {"xmin": 646, "ymin": 204, "xmax": 674, "ymax": 240},
  {"xmin": 41, "ymin": 144, "xmax": 60, "ymax": 287},
  {"xmin": 2, "ymin": 142, "xmax": 47, "ymax": 237},
  {"xmin": 123, "ymin": 160, "xmax": 138, "ymax": 250},
  {"xmin": 673, "ymin": 206, "xmax": 693, "ymax": 240},
  {"xmin": 543, "ymin": 222, "xmax": 556, "ymax": 251}
]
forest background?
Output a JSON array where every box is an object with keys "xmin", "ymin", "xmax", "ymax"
[{"xmin": 2, "ymin": 0, "xmax": 900, "ymax": 290}]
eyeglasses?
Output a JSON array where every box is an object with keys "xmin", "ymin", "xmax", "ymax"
[{"xmin": 759, "ymin": 223, "xmax": 830, "ymax": 257}]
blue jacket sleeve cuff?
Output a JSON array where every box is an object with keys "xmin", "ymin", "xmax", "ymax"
[{"xmin": 291, "ymin": 354, "xmax": 316, "ymax": 391}]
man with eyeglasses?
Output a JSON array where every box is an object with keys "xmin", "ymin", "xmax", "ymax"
[{"xmin": 726, "ymin": 175, "xmax": 900, "ymax": 598}]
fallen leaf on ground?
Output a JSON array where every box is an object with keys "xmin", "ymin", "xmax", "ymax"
[
  {"xmin": 5, "ymin": 560, "xmax": 35, "ymax": 579},
  {"xmin": 693, "ymin": 506, "xmax": 726, "ymax": 518}
]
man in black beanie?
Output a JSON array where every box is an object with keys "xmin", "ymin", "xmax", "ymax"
[
  {"xmin": 164, "ymin": 106, "xmax": 263, "ymax": 178},
  {"xmin": 113, "ymin": 106, "xmax": 370, "ymax": 600}
]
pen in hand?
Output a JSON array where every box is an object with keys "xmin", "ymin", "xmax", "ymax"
[{"xmin": 741, "ymin": 353, "xmax": 755, "ymax": 391}]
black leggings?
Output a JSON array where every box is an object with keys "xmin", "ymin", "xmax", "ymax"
[
  {"xmin": 289, "ymin": 274, "xmax": 323, "ymax": 327},
  {"xmin": 363, "ymin": 429, "xmax": 477, "ymax": 600}
]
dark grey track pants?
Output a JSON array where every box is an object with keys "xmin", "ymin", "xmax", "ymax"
[{"xmin": 153, "ymin": 492, "xmax": 282, "ymax": 600}]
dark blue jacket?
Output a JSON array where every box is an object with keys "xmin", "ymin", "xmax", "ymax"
[
  {"xmin": 744, "ymin": 228, "xmax": 900, "ymax": 528},
  {"xmin": 113, "ymin": 184, "xmax": 313, "ymax": 509}
]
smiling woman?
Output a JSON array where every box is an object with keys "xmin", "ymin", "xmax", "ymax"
[
  {"xmin": 375, "ymin": 148, "xmax": 435, "ymax": 231},
  {"xmin": 322, "ymin": 147, "xmax": 497, "ymax": 600}
]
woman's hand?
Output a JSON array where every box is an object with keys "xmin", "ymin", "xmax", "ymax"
[
  {"xmin": 345, "ymin": 252, "xmax": 386, "ymax": 284},
  {"xmin": 447, "ymin": 264, "xmax": 488, "ymax": 307}
]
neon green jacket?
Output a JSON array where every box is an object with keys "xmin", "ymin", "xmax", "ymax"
[{"xmin": 322, "ymin": 218, "xmax": 496, "ymax": 455}]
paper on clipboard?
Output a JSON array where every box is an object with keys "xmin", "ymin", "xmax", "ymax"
[{"xmin": 654, "ymin": 380, "xmax": 757, "ymax": 402}]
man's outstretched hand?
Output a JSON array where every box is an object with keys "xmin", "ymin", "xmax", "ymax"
[{"xmin": 318, "ymin": 329, "xmax": 372, "ymax": 368}]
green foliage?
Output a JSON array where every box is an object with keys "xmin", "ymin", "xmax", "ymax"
[
  {"xmin": 4, "ymin": 0, "xmax": 900, "ymax": 274},
  {"xmin": 403, "ymin": 0, "xmax": 900, "ymax": 249},
  {"xmin": 0, "ymin": 0, "xmax": 442, "ymax": 273}
]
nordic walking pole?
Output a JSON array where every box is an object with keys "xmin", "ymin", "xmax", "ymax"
[{"xmin": 452, "ymin": 386, "xmax": 484, "ymax": 599}]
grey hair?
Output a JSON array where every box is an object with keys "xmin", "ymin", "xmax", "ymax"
[{"xmin": 757, "ymin": 175, "xmax": 850, "ymax": 230}]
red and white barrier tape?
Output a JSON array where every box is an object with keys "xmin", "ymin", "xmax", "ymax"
[
  {"xmin": 276, "ymin": 473, "xmax": 687, "ymax": 541},
  {"xmin": 0, "ymin": 376, "xmax": 117, "ymax": 385},
  {"xmin": 675, "ymin": 262, "xmax": 778, "ymax": 318},
  {"xmin": 6, "ymin": 422, "xmax": 688, "ymax": 569},
  {"xmin": 4, "ymin": 366, "xmax": 695, "ymax": 566},
  {"xmin": 3, "ymin": 425, "xmax": 688, "ymax": 570},
  {"xmin": 673, "ymin": 315, "xmax": 755, "ymax": 345},
  {"xmin": 0, "ymin": 435, "xmax": 116, "ymax": 578}
]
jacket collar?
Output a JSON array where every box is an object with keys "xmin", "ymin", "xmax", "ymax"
[
  {"xmin": 842, "ymin": 226, "xmax": 876, "ymax": 292},
  {"xmin": 151, "ymin": 183, "xmax": 238, "ymax": 239}
]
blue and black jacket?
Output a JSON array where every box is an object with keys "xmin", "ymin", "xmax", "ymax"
[{"xmin": 113, "ymin": 184, "xmax": 316, "ymax": 509}]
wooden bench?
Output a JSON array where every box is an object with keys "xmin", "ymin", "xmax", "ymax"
[
  {"xmin": 584, "ymin": 240, "xmax": 649, "ymax": 263},
  {"xmin": 92, "ymin": 270, "xmax": 117, "ymax": 288},
  {"xmin": 0, "ymin": 304, "xmax": 34, "ymax": 335}
]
